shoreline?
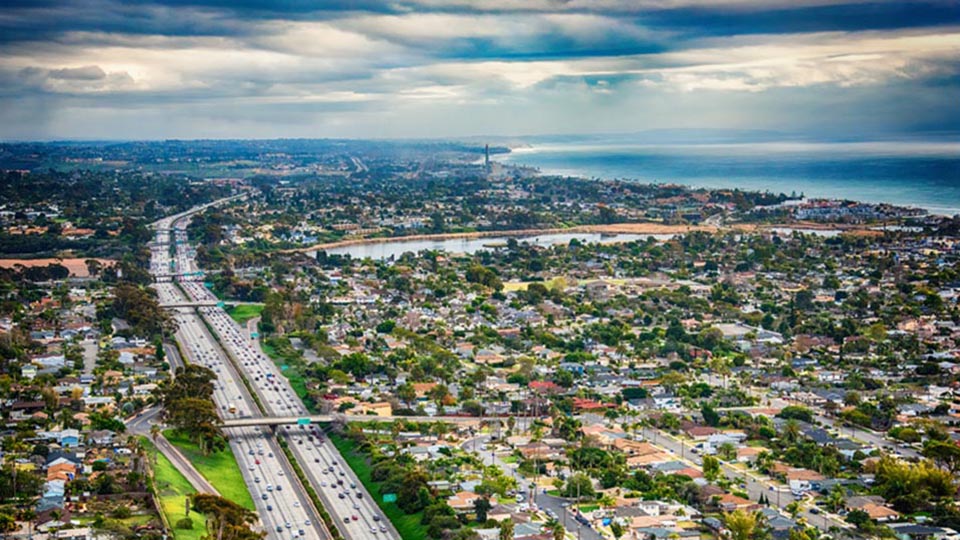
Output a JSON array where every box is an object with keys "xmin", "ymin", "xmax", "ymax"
[{"xmin": 283, "ymin": 221, "xmax": 887, "ymax": 255}]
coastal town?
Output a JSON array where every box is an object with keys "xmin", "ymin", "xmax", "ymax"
[{"xmin": 2, "ymin": 140, "xmax": 960, "ymax": 540}]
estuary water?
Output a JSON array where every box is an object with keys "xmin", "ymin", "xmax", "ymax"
[
  {"xmin": 500, "ymin": 141, "xmax": 960, "ymax": 216},
  {"xmin": 314, "ymin": 232, "xmax": 666, "ymax": 260}
]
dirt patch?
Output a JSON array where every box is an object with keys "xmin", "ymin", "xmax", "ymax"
[{"xmin": 0, "ymin": 258, "xmax": 115, "ymax": 277}]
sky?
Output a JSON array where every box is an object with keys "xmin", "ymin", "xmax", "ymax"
[{"xmin": 0, "ymin": 0, "xmax": 958, "ymax": 140}]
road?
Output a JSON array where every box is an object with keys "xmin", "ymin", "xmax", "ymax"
[
  {"xmin": 127, "ymin": 407, "xmax": 221, "ymax": 495},
  {"xmin": 195, "ymin": 296, "xmax": 398, "ymax": 540},
  {"xmin": 154, "ymin": 201, "xmax": 395, "ymax": 540},
  {"xmin": 639, "ymin": 427, "xmax": 852, "ymax": 534},
  {"xmin": 151, "ymin": 204, "xmax": 331, "ymax": 540},
  {"xmin": 462, "ymin": 435, "xmax": 602, "ymax": 540},
  {"xmin": 81, "ymin": 339, "xmax": 98, "ymax": 375},
  {"xmin": 698, "ymin": 372, "xmax": 920, "ymax": 460}
]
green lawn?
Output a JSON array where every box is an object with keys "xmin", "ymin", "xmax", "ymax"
[
  {"xmin": 329, "ymin": 434, "xmax": 428, "ymax": 540},
  {"xmin": 227, "ymin": 304, "xmax": 264, "ymax": 325},
  {"xmin": 141, "ymin": 437, "xmax": 207, "ymax": 540},
  {"xmin": 163, "ymin": 430, "xmax": 255, "ymax": 511}
]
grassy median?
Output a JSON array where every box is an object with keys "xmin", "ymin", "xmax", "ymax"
[
  {"xmin": 163, "ymin": 429, "xmax": 255, "ymax": 511},
  {"xmin": 227, "ymin": 304, "xmax": 264, "ymax": 324},
  {"xmin": 141, "ymin": 437, "xmax": 206, "ymax": 540}
]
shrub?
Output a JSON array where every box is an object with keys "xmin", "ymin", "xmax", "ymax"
[{"xmin": 111, "ymin": 506, "xmax": 131, "ymax": 519}]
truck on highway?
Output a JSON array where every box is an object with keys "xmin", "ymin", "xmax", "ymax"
[{"xmin": 228, "ymin": 403, "xmax": 237, "ymax": 414}]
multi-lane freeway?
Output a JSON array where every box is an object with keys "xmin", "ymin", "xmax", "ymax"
[
  {"xmin": 151, "ymin": 199, "xmax": 396, "ymax": 540},
  {"xmin": 152, "ymin": 218, "xmax": 328, "ymax": 540}
]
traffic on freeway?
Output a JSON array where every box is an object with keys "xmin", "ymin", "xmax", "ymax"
[
  {"xmin": 151, "ymin": 213, "xmax": 328, "ymax": 540},
  {"xmin": 153, "ymin": 201, "xmax": 396, "ymax": 540}
]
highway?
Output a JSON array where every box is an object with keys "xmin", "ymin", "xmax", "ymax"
[
  {"xmin": 153, "ymin": 200, "xmax": 396, "ymax": 540},
  {"xmin": 222, "ymin": 414, "xmax": 489, "ymax": 428},
  {"xmin": 151, "ymin": 208, "xmax": 330, "ymax": 540}
]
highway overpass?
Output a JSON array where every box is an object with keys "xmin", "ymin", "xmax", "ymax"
[
  {"xmin": 222, "ymin": 414, "xmax": 512, "ymax": 428},
  {"xmin": 160, "ymin": 300, "xmax": 264, "ymax": 309}
]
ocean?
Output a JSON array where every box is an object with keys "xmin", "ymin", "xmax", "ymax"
[{"xmin": 499, "ymin": 141, "xmax": 960, "ymax": 216}]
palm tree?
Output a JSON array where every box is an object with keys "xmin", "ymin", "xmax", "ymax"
[
  {"xmin": 499, "ymin": 519, "xmax": 514, "ymax": 540},
  {"xmin": 150, "ymin": 424, "xmax": 161, "ymax": 442},
  {"xmin": 782, "ymin": 419, "xmax": 801, "ymax": 445},
  {"xmin": 545, "ymin": 519, "xmax": 564, "ymax": 540}
]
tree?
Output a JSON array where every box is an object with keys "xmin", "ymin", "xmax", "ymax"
[
  {"xmin": 777, "ymin": 406, "xmax": 813, "ymax": 423},
  {"xmin": 164, "ymin": 398, "xmax": 224, "ymax": 454},
  {"xmin": 563, "ymin": 474, "xmax": 595, "ymax": 500},
  {"xmin": 845, "ymin": 509, "xmax": 871, "ymax": 529},
  {"xmin": 396, "ymin": 382, "xmax": 416, "ymax": 408},
  {"xmin": 474, "ymin": 497, "xmax": 492, "ymax": 522},
  {"xmin": 703, "ymin": 455, "xmax": 721, "ymax": 482},
  {"xmin": 785, "ymin": 501, "xmax": 801, "ymax": 519},
  {"xmin": 191, "ymin": 494, "xmax": 261, "ymax": 540},
  {"xmin": 610, "ymin": 521, "xmax": 625, "ymax": 539},
  {"xmin": 499, "ymin": 519, "xmax": 514, "ymax": 540},
  {"xmin": 923, "ymin": 440, "xmax": 960, "ymax": 474},
  {"xmin": 718, "ymin": 442, "xmax": 737, "ymax": 461},
  {"xmin": 701, "ymin": 403, "xmax": 721, "ymax": 427},
  {"xmin": 548, "ymin": 520, "xmax": 565, "ymax": 540},
  {"xmin": 723, "ymin": 510, "xmax": 769, "ymax": 540},
  {"xmin": 872, "ymin": 456, "xmax": 956, "ymax": 513}
]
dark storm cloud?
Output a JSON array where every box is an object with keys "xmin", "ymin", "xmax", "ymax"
[
  {"xmin": 48, "ymin": 65, "xmax": 106, "ymax": 80},
  {"xmin": 0, "ymin": 0, "xmax": 956, "ymax": 139}
]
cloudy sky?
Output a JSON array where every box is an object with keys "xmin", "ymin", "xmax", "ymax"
[{"xmin": 0, "ymin": 0, "xmax": 958, "ymax": 140}]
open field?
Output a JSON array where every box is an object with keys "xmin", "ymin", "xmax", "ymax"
[
  {"xmin": 163, "ymin": 429, "xmax": 255, "ymax": 511},
  {"xmin": 0, "ymin": 257, "xmax": 115, "ymax": 277},
  {"xmin": 227, "ymin": 303, "xmax": 264, "ymax": 324}
]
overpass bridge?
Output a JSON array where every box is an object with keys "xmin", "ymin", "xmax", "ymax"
[
  {"xmin": 160, "ymin": 300, "xmax": 264, "ymax": 309},
  {"xmin": 222, "ymin": 414, "xmax": 513, "ymax": 428},
  {"xmin": 154, "ymin": 274, "xmax": 205, "ymax": 283},
  {"xmin": 161, "ymin": 300, "xmax": 220, "ymax": 309}
]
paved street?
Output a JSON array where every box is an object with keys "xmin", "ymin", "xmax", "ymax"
[
  {"xmin": 81, "ymin": 338, "xmax": 97, "ymax": 375},
  {"xmin": 462, "ymin": 436, "xmax": 603, "ymax": 540},
  {"xmin": 126, "ymin": 407, "xmax": 220, "ymax": 495},
  {"xmin": 640, "ymin": 427, "xmax": 853, "ymax": 534}
]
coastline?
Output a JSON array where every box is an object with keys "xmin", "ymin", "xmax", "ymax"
[
  {"xmin": 498, "ymin": 142, "xmax": 960, "ymax": 217},
  {"xmin": 284, "ymin": 221, "xmax": 887, "ymax": 255}
]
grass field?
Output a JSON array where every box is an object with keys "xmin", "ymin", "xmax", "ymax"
[
  {"xmin": 227, "ymin": 304, "xmax": 264, "ymax": 324},
  {"xmin": 163, "ymin": 430, "xmax": 255, "ymax": 511},
  {"xmin": 141, "ymin": 437, "xmax": 207, "ymax": 540},
  {"xmin": 329, "ymin": 434, "xmax": 428, "ymax": 540}
]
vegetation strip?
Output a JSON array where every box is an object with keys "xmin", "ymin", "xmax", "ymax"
[
  {"xmin": 141, "ymin": 437, "xmax": 207, "ymax": 540},
  {"xmin": 328, "ymin": 433, "xmax": 429, "ymax": 540},
  {"xmin": 276, "ymin": 437, "xmax": 343, "ymax": 540},
  {"xmin": 163, "ymin": 429, "xmax": 255, "ymax": 511}
]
